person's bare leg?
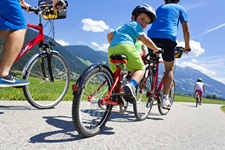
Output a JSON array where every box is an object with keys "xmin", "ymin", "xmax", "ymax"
[
  {"xmin": 0, "ymin": 29, "xmax": 27, "ymax": 77},
  {"xmin": 163, "ymin": 61, "xmax": 175, "ymax": 95},
  {"xmin": 130, "ymin": 70, "xmax": 145, "ymax": 83}
]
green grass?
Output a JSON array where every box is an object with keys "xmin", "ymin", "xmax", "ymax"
[
  {"xmin": 175, "ymin": 95, "xmax": 225, "ymax": 113},
  {"xmin": 174, "ymin": 95, "xmax": 225, "ymax": 105},
  {"xmin": 0, "ymin": 81, "xmax": 75, "ymax": 101},
  {"xmin": 221, "ymin": 106, "xmax": 225, "ymax": 113}
]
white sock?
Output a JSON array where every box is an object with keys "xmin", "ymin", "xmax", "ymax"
[{"xmin": 163, "ymin": 94, "xmax": 169, "ymax": 99}]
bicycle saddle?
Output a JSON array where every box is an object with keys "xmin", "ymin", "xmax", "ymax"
[{"xmin": 110, "ymin": 55, "xmax": 128, "ymax": 64}]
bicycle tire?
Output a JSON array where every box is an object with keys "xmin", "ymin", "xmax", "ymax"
[
  {"xmin": 23, "ymin": 51, "xmax": 70, "ymax": 109},
  {"xmin": 133, "ymin": 67, "xmax": 153, "ymax": 120},
  {"xmin": 158, "ymin": 80, "xmax": 175, "ymax": 115},
  {"xmin": 72, "ymin": 64, "xmax": 113, "ymax": 138}
]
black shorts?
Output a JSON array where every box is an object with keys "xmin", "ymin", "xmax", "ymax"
[{"xmin": 148, "ymin": 38, "xmax": 177, "ymax": 62}]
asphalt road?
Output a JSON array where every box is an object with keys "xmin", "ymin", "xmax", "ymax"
[{"xmin": 0, "ymin": 100, "xmax": 225, "ymax": 150}]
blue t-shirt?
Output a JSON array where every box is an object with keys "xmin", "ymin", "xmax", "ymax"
[
  {"xmin": 0, "ymin": 0, "xmax": 27, "ymax": 30},
  {"xmin": 147, "ymin": 4, "xmax": 188, "ymax": 42},
  {"xmin": 109, "ymin": 21, "xmax": 145, "ymax": 48}
]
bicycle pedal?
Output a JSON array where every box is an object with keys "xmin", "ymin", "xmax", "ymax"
[
  {"xmin": 124, "ymin": 95, "xmax": 135, "ymax": 103},
  {"xmin": 109, "ymin": 93, "xmax": 124, "ymax": 100}
]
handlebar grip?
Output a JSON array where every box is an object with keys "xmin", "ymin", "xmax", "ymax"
[{"xmin": 21, "ymin": 6, "xmax": 39, "ymax": 13}]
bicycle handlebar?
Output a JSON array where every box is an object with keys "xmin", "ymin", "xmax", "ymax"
[
  {"xmin": 21, "ymin": 0, "xmax": 68, "ymax": 14},
  {"xmin": 174, "ymin": 46, "xmax": 191, "ymax": 58}
]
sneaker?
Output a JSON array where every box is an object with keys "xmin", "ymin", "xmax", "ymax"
[
  {"xmin": 0, "ymin": 74, "xmax": 29, "ymax": 87},
  {"xmin": 123, "ymin": 82, "xmax": 136, "ymax": 99},
  {"xmin": 161, "ymin": 98, "xmax": 171, "ymax": 110}
]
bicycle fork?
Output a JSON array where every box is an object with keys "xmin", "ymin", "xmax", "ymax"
[{"xmin": 39, "ymin": 45, "xmax": 54, "ymax": 82}]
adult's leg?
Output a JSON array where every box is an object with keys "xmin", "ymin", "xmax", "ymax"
[
  {"xmin": 0, "ymin": 29, "xmax": 27, "ymax": 77},
  {"xmin": 163, "ymin": 61, "xmax": 175, "ymax": 95}
]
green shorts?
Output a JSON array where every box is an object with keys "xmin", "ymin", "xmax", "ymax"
[{"xmin": 108, "ymin": 44, "xmax": 145, "ymax": 73}]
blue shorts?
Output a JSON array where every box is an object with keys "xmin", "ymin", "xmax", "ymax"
[
  {"xmin": 0, "ymin": 0, "xmax": 27, "ymax": 30},
  {"xmin": 149, "ymin": 38, "xmax": 177, "ymax": 62}
]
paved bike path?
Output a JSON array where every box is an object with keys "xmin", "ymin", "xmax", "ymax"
[{"xmin": 0, "ymin": 100, "xmax": 224, "ymax": 150}]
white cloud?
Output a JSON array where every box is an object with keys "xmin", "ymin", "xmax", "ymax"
[
  {"xmin": 91, "ymin": 42, "xmax": 109, "ymax": 52},
  {"xmin": 56, "ymin": 40, "xmax": 69, "ymax": 46},
  {"xmin": 177, "ymin": 40, "xmax": 205, "ymax": 57},
  {"xmin": 178, "ymin": 56, "xmax": 225, "ymax": 83},
  {"xmin": 175, "ymin": 40, "xmax": 225, "ymax": 83},
  {"xmin": 81, "ymin": 18, "xmax": 109, "ymax": 33}
]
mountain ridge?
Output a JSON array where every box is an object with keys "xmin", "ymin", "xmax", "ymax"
[{"xmin": 1, "ymin": 29, "xmax": 224, "ymax": 98}]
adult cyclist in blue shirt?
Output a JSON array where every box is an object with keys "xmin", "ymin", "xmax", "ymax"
[
  {"xmin": 147, "ymin": 0, "xmax": 191, "ymax": 110},
  {"xmin": 107, "ymin": 4, "xmax": 162, "ymax": 100},
  {"xmin": 0, "ymin": 0, "xmax": 65, "ymax": 87}
]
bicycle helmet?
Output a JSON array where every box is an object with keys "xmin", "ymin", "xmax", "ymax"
[
  {"xmin": 197, "ymin": 78, "xmax": 202, "ymax": 82},
  {"xmin": 165, "ymin": 0, "xmax": 180, "ymax": 4},
  {"xmin": 132, "ymin": 4, "xmax": 156, "ymax": 24}
]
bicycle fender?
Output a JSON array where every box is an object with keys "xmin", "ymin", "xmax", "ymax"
[
  {"xmin": 72, "ymin": 64, "xmax": 113, "ymax": 95},
  {"xmin": 22, "ymin": 51, "xmax": 59, "ymax": 76}
]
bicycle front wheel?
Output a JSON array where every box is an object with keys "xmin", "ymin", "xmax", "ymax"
[
  {"xmin": 158, "ymin": 80, "xmax": 175, "ymax": 115},
  {"xmin": 23, "ymin": 51, "xmax": 70, "ymax": 109},
  {"xmin": 72, "ymin": 64, "xmax": 113, "ymax": 138},
  {"xmin": 133, "ymin": 67, "xmax": 153, "ymax": 121}
]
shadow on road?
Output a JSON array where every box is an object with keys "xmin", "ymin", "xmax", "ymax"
[
  {"xmin": 109, "ymin": 110, "xmax": 164, "ymax": 122},
  {"xmin": 29, "ymin": 109, "xmax": 164, "ymax": 143},
  {"xmin": 0, "ymin": 105, "xmax": 35, "ymax": 110},
  {"xmin": 29, "ymin": 115, "xmax": 115, "ymax": 143}
]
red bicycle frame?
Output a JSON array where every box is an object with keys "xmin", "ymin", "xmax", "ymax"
[
  {"xmin": 14, "ymin": 23, "xmax": 44, "ymax": 62},
  {"xmin": 150, "ymin": 58, "xmax": 165, "ymax": 99},
  {"xmin": 86, "ymin": 59, "xmax": 126, "ymax": 106}
]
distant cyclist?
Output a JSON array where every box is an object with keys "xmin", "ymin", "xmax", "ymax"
[
  {"xmin": 147, "ymin": 0, "xmax": 191, "ymax": 109},
  {"xmin": 194, "ymin": 78, "xmax": 205, "ymax": 105}
]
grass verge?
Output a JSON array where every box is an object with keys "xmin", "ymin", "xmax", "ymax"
[{"xmin": 1, "ymin": 84, "xmax": 225, "ymax": 113}]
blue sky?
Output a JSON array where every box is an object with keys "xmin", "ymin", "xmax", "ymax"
[{"xmin": 24, "ymin": 0, "xmax": 225, "ymax": 84}]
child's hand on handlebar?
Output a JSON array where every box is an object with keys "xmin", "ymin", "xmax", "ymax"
[{"xmin": 153, "ymin": 47, "xmax": 164, "ymax": 54}]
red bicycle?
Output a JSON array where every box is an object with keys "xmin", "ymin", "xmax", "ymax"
[
  {"xmin": 141, "ymin": 46, "xmax": 184, "ymax": 116},
  {"xmin": 72, "ymin": 46, "xmax": 165, "ymax": 137},
  {"xmin": 13, "ymin": 3, "xmax": 70, "ymax": 109}
]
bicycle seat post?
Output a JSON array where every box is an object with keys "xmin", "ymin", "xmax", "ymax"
[{"xmin": 110, "ymin": 55, "xmax": 128, "ymax": 93}]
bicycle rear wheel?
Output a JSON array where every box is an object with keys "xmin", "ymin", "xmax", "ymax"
[
  {"xmin": 133, "ymin": 67, "xmax": 153, "ymax": 121},
  {"xmin": 72, "ymin": 64, "xmax": 113, "ymax": 138},
  {"xmin": 158, "ymin": 80, "xmax": 175, "ymax": 115},
  {"xmin": 23, "ymin": 51, "xmax": 70, "ymax": 109}
]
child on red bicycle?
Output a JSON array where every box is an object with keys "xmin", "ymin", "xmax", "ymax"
[
  {"xmin": 194, "ymin": 78, "xmax": 205, "ymax": 105},
  {"xmin": 107, "ymin": 4, "xmax": 161, "ymax": 100}
]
